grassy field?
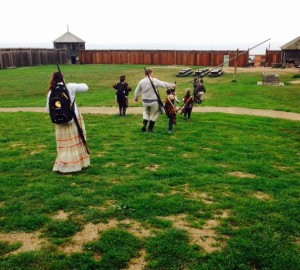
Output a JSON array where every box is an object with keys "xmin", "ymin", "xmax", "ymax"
[
  {"xmin": 0, "ymin": 64, "xmax": 300, "ymax": 112},
  {"xmin": 0, "ymin": 65, "xmax": 299, "ymax": 269}
]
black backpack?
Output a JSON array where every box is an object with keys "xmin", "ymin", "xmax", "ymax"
[
  {"xmin": 116, "ymin": 82, "xmax": 127, "ymax": 99},
  {"xmin": 49, "ymin": 84, "xmax": 74, "ymax": 124}
]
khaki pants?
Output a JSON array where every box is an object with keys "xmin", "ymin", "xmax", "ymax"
[{"xmin": 143, "ymin": 102, "xmax": 160, "ymax": 122}]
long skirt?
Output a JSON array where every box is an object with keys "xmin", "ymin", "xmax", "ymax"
[{"xmin": 53, "ymin": 115, "xmax": 90, "ymax": 173}]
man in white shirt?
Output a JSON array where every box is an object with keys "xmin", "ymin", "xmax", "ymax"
[{"xmin": 134, "ymin": 68, "xmax": 176, "ymax": 132}]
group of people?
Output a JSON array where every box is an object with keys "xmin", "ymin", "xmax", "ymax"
[
  {"xmin": 47, "ymin": 68, "xmax": 206, "ymax": 173},
  {"xmin": 113, "ymin": 69, "xmax": 206, "ymax": 131},
  {"xmin": 193, "ymin": 77, "xmax": 206, "ymax": 104}
]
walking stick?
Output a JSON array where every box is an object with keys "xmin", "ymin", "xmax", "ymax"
[{"xmin": 177, "ymin": 96, "xmax": 193, "ymax": 113}]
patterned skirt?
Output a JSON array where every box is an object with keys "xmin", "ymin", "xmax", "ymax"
[{"xmin": 53, "ymin": 115, "xmax": 90, "ymax": 173}]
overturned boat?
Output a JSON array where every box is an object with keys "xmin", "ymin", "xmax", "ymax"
[
  {"xmin": 176, "ymin": 68, "xmax": 193, "ymax": 77},
  {"xmin": 193, "ymin": 68, "xmax": 209, "ymax": 77},
  {"xmin": 208, "ymin": 69, "xmax": 224, "ymax": 77}
]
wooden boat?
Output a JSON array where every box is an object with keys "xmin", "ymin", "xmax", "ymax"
[
  {"xmin": 176, "ymin": 68, "xmax": 193, "ymax": 77},
  {"xmin": 208, "ymin": 69, "xmax": 224, "ymax": 77}
]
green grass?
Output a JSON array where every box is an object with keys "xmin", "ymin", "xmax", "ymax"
[
  {"xmin": 0, "ymin": 111, "xmax": 299, "ymax": 269},
  {"xmin": 0, "ymin": 65, "xmax": 299, "ymax": 269},
  {"xmin": 0, "ymin": 64, "xmax": 300, "ymax": 113}
]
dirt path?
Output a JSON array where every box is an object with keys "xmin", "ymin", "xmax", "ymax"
[{"xmin": 1, "ymin": 106, "xmax": 300, "ymax": 121}]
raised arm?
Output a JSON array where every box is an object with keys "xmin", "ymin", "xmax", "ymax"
[
  {"xmin": 152, "ymin": 78, "xmax": 176, "ymax": 89},
  {"xmin": 68, "ymin": 83, "xmax": 89, "ymax": 93}
]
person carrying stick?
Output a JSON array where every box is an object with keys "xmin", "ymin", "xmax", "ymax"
[{"xmin": 181, "ymin": 88, "xmax": 194, "ymax": 119}]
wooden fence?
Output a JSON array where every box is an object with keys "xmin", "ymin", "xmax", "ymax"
[
  {"xmin": 0, "ymin": 48, "xmax": 282, "ymax": 69},
  {"xmin": 0, "ymin": 48, "xmax": 67, "ymax": 69},
  {"xmin": 265, "ymin": 50, "xmax": 282, "ymax": 66},
  {"xmin": 79, "ymin": 49, "xmax": 249, "ymax": 67}
]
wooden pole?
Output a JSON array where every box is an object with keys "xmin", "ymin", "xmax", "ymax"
[
  {"xmin": 0, "ymin": 50, "xmax": 3, "ymax": 69},
  {"xmin": 206, "ymin": 38, "xmax": 271, "ymax": 76},
  {"xmin": 233, "ymin": 49, "xmax": 239, "ymax": 82},
  {"xmin": 29, "ymin": 49, "xmax": 33, "ymax": 66}
]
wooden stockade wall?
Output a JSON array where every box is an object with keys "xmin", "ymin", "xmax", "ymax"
[
  {"xmin": 265, "ymin": 50, "xmax": 282, "ymax": 67},
  {"xmin": 80, "ymin": 50, "xmax": 249, "ymax": 67},
  {"xmin": 0, "ymin": 48, "xmax": 67, "ymax": 69},
  {"xmin": 1, "ymin": 48, "xmax": 281, "ymax": 69}
]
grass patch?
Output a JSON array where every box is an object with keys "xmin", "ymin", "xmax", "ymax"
[
  {"xmin": 146, "ymin": 228, "xmax": 201, "ymax": 269},
  {"xmin": 0, "ymin": 64, "xmax": 299, "ymax": 268},
  {"xmin": 0, "ymin": 241, "xmax": 22, "ymax": 256},
  {"xmin": 84, "ymin": 229, "xmax": 141, "ymax": 269},
  {"xmin": 0, "ymin": 111, "xmax": 299, "ymax": 269},
  {"xmin": 1, "ymin": 64, "xmax": 300, "ymax": 113}
]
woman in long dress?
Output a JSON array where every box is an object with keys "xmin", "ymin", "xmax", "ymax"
[{"xmin": 46, "ymin": 71, "xmax": 90, "ymax": 173}]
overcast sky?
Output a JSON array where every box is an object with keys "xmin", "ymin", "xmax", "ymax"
[{"xmin": 1, "ymin": 0, "xmax": 299, "ymax": 54}]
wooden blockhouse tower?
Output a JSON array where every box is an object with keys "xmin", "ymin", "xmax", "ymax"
[
  {"xmin": 53, "ymin": 30, "xmax": 85, "ymax": 64},
  {"xmin": 280, "ymin": 36, "xmax": 300, "ymax": 67}
]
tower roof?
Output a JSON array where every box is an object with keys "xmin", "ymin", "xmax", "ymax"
[
  {"xmin": 280, "ymin": 36, "xmax": 300, "ymax": 50},
  {"xmin": 53, "ymin": 31, "xmax": 85, "ymax": 43}
]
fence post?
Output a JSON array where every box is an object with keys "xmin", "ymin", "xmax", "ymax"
[
  {"xmin": 174, "ymin": 50, "xmax": 177, "ymax": 65},
  {"xmin": 29, "ymin": 49, "xmax": 33, "ymax": 66},
  {"xmin": 9, "ymin": 49, "xmax": 14, "ymax": 67},
  {"xmin": 38, "ymin": 49, "xmax": 41, "ymax": 65},
  {"xmin": 0, "ymin": 50, "xmax": 3, "ymax": 69},
  {"xmin": 233, "ymin": 49, "xmax": 239, "ymax": 81}
]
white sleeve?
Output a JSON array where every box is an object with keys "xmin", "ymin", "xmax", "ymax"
[
  {"xmin": 46, "ymin": 91, "xmax": 50, "ymax": 112},
  {"xmin": 66, "ymin": 83, "xmax": 88, "ymax": 116},
  {"xmin": 67, "ymin": 83, "xmax": 89, "ymax": 93},
  {"xmin": 134, "ymin": 82, "xmax": 142, "ymax": 99},
  {"xmin": 152, "ymin": 78, "xmax": 175, "ymax": 89}
]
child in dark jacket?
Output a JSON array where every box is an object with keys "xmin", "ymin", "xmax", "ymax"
[
  {"xmin": 164, "ymin": 89, "xmax": 177, "ymax": 133},
  {"xmin": 113, "ymin": 75, "xmax": 132, "ymax": 116},
  {"xmin": 182, "ymin": 88, "xmax": 194, "ymax": 119}
]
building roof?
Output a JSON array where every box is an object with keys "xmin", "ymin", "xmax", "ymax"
[
  {"xmin": 53, "ymin": 31, "xmax": 85, "ymax": 43},
  {"xmin": 280, "ymin": 36, "xmax": 300, "ymax": 50}
]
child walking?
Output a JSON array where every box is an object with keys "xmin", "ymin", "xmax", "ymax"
[
  {"xmin": 164, "ymin": 89, "xmax": 177, "ymax": 133},
  {"xmin": 113, "ymin": 75, "xmax": 132, "ymax": 116},
  {"xmin": 182, "ymin": 88, "xmax": 194, "ymax": 119}
]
